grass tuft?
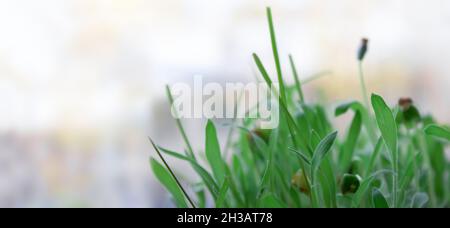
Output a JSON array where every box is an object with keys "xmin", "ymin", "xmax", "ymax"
[{"xmin": 149, "ymin": 7, "xmax": 449, "ymax": 208}]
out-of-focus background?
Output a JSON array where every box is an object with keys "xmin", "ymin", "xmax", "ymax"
[{"xmin": 0, "ymin": 0, "xmax": 449, "ymax": 207}]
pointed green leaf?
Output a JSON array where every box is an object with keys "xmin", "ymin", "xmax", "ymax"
[
  {"xmin": 372, "ymin": 188, "xmax": 389, "ymax": 208},
  {"xmin": 206, "ymin": 120, "xmax": 226, "ymax": 185},
  {"xmin": 215, "ymin": 177, "xmax": 230, "ymax": 208},
  {"xmin": 150, "ymin": 158, "xmax": 188, "ymax": 208},
  {"xmin": 352, "ymin": 170, "xmax": 392, "ymax": 207},
  {"xmin": 424, "ymin": 124, "xmax": 450, "ymax": 141},
  {"xmin": 371, "ymin": 94, "xmax": 398, "ymax": 158},
  {"xmin": 311, "ymin": 131, "xmax": 338, "ymax": 174},
  {"xmin": 158, "ymin": 146, "xmax": 219, "ymax": 199}
]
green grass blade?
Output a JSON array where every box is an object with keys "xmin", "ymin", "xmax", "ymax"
[
  {"xmin": 365, "ymin": 137, "xmax": 384, "ymax": 176},
  {"xmin": 206, "ymin": 120, "xmax": 226, "ymax": 185},
  {"xmin": 157, "ymin": 146, "xmax": 220, "ymax": 199},
  {"xmin": 310, "ymin": 131, "xmax": 338, "ymax": 207},
  {"xmin": 158, "ymin": 146, "xmax": 192, "ymax": 161},
  {"xmin": 253, "ymin": 52, "xmax": 311, "ymax": 154},
  {"xmin": 352, "ymin": 169, "xmax": 392, "ymax": 208},
  {"xmin": 289, "ymin": 148, "xmax": 311, "ymax": 165},
  {"xmin": 311, "ymin": 131, "xmax": 338, "ymax": 174},
  {"xmin": 340, "ymin": 112, "xmax": 362, "ymax": 172},
  {"xmin": 371, "ymin": 94, "xmax": 398, "ymax": 162},
  {"xmin": 319, "ymin": 158, "xmax": 338, "ymax": 208},
  {"xmin": 150, "ymin": 158, "xmax": 189, "ymax": 208},
  {"xmin": 149, "ymin": 138, "xmax": 196, "ymax": 208},
  {"xmin": 371, "ymin": 93, "xmax": 399, "ymax": 207},
  {"xmin": 424, "ymin": 124, "xmax": 450, "ymax": 141},
  {"xmin": 266, "ymin": 7, "xmax": 287, "ymax": 105},
  {"xmin": 259, "ymin": 193, "xmax": 286, "ymax": 208},
  {"xmin": 372, "ymin": 188, "xmax": 389, "ymax": 208},
  {"xmin": 215, "ymin": 177, "xmax": 230, "ymax": 208},
  {"xmin": 166, "ymin": 85, "xmax": 196, "ymax": 159},
  {"xmin": 289, "ymin": 54, "xmax": 305, "ymax": 103},
  {"xmin": 335, "ymin": 100, "xmax": 377, "ymax": 145},
  {"xmin": 258, "ymin": 128, "xmax": 279, "ymax": 196}
]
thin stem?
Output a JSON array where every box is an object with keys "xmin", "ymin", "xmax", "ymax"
[
  {"xmin": 417, "ymin": 132, "xmax": 437, "ymax": 207},
  {"xmin": 149, "ymin": 137, "xmax": 196, "ymax": 208},
  {"xmin": 165, "ymin": 85, "xmax": 196, "ymax": 159},
  {"xmin": 223, "ymin": 89, "xmax": 244, "ymax": 159},
  {"xmin": 289, "ymin": 54, "xmax": 305, "ymax": 103},
  {"xmin": 358, "ymin": 61, "xmax": 370, "ymax": 110},
  {"xmin": 310, "ymin": 173, "xmax": 320, "ymax": 208},
  {"xmin": 393, "ymin": 153, "xmax": 398, "ymax": 208}
]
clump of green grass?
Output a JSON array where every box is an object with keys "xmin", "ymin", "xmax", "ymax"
[{"xmin": 149, "ymin": 7, "xmax": 450, "ymax": 208}]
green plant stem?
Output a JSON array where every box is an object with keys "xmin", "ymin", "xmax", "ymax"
[
  {"xmin": 149, "ymin": 137, "xmax": 196, "ymax": 208},
  {"xmin": 310, "ymin": 174, "xmax": 319, "ymax": 207},
  {"xmin": 289, "ymin": 54, "xmax": 305, "ymax": 103},
  {"xmin": 358, "ymin": 61, "xmax": 370, "ymax": 111},
  {"xmin": 417, "ymin": 132, "xmax": 437, "ymax": 207},
  {"xmin": 267, "ymin": 7, "xmax": 287, "ymax": 105},
  {"xmin": 393, "ymin": 152, "xmax": 398, "ymax": 208},
  {"xmin": 223, "ymin": 90, "xmax": 244, "ymax": 159},
  {"xmin": 165, "ymin": 85, "xmax": 196, "ymax": 159}
]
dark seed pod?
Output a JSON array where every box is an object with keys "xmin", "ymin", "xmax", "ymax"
[
  {"xmin": 341, "ymin": 174, "xmax": 362, "ymax": 195},
  {"xmin": 396, "ymin": 98, "xmax": 421, "ymax": 128},
  {"xmin": 291, "ymin": 169, "xmax": 310, "ymax": 194},
  {"xmin": 398, "ymin": 97, "xmax": 413, "ymax": 110},
  {"xmin": 357, "ymin": 38, "xmax": 369, "ymax": 61}
]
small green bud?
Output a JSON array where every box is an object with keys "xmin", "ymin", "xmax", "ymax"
[{"xmin": 341, "ymin": 174, "xmax": 362, "ymax": 195}]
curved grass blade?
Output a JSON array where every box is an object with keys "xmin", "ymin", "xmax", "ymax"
[
  {"xmin": 424, "ymin": 124, "xmax": 450, "ymax": 141},
  {"xmin": 158, "ymin": 146, "xmax": 220, "ymax": 199},
  {"xmin": 310, "ymin": 131, "xmax": 338, "ymax": 207},
  {"xmin": 352, "ymin": 169, "xmax": 392, "ymax": 208},
  {"xmin": 289, "ymin": 147, "xmax": 311, "ymax": 165},
  {"xmin": 311, "ymin": 131, "xmax": 338, "ymax": 174},
  {"xmin": 372, "ymin": 188, "xmax": 389, "ymax": 208},
  {"xmin": 371, "ymin": 94, "xmax": 398, "ymax": 161},
  {"xmin": 150, "ymin": 158, "xmax": 189, "ymax": 208},
  {"xmin": 335, "ymin": 100, "xmax": 376, "ymax": 145}
]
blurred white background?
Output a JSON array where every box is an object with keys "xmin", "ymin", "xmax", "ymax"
[{"xmin": 0, "ymin": 0, "xmax": 449, "ymax": 207}]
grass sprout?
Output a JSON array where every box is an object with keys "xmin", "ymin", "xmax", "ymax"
[{"xmin": 149, "ymin": 7, "xmax": 450, "ymax": 208}]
